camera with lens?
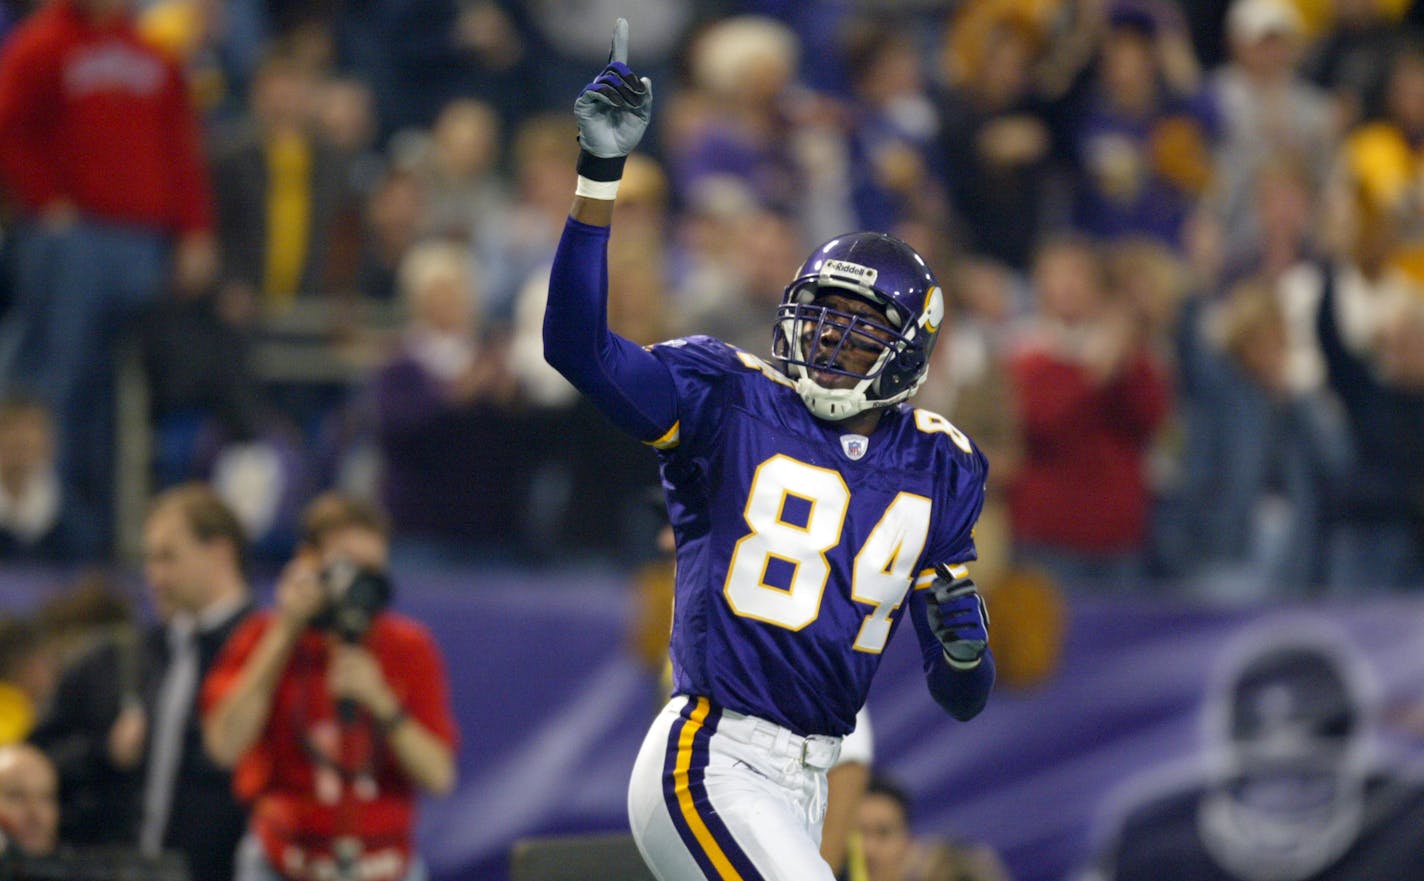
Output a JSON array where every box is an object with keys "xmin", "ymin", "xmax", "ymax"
[{"xmin": 313, "ymin": 559, "xmax": 393, "ymax": 643}]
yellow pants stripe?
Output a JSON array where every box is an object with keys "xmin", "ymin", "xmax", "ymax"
[{"xmin": 673, "ymin": 697, "xmax": 745, "ymax": 881}]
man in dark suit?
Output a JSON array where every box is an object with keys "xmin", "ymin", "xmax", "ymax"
[{"xmin": 31, "ymin": 483, "xmax": 255, "ymax": 881}]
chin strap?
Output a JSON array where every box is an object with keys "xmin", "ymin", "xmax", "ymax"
[
  {"xmin": 792, "ymin": 374, "xmax": 911, "ymax": 422},
  {"xmin": 787, "ymin": 341, "xmax": 905, "ymax": 421},
  {"xmin": 794, "ymin": 376, "xmax": 871, "ymax": 420}
]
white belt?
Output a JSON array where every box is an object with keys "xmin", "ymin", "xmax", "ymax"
[{"xmin": 714, "ymin": 707, "xmax": 842, "ymax": 770}]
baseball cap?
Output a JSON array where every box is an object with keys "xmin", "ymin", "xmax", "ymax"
[{"xmin": 1227, "ymin": 0, "xmax": 1303, "ymax": 44}]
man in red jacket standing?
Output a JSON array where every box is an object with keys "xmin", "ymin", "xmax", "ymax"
[{"xmin": 0, "ymin": 0, "xmax": 216, "ymax": 553}]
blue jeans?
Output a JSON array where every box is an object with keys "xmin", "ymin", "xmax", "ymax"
[
  {"xmin": 0, "ymin": 218, "xmax": 168, "ymax": 547},
  {"xmin": 234, "ymin": 833, "xmax": 429, "ymax": 881},
  {"xmin": 1324, "ymin": 522, "xmax": 1424, "ymax": 592}
]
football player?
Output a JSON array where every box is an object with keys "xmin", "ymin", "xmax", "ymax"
[{"xmin": 544, "ymin": 19, "xmax": 994, "ymax": 880}]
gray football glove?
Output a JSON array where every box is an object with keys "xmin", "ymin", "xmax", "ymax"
[
  {"xmin": 574, "ymin": 17, "xmax": 653, "ymax": 159},
  {"xmin": 926, "ymin": 572, "xmax": 990, "ymax": 669}
]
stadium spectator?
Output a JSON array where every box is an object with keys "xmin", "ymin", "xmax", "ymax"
[
  {"xmin": 479, "ymin": 112, "xmax": 579, "ymax": 321},
  {"xmin": 1172, "ymin": 277, "xmax": 1338, "ymax": 595},
  {"xmin": 24, "ymin": 573, "xmax": 143, "ymax": 847},
  {"xmin": 355, "ymin": 168, "xmax": 426, "ymax": 302},
  {"xmin": 838, "ymin": 21, "xmax": 945, "ymax": 233},
  {"xmin": 1312, "ymin": 191, "xmax": 1424, "ymax": 590},
  {"xmin": 856, "ymin": 772, "xmax": 1012, "ymax": 881},
  {"xmin": 336, "ymin": 0, "xmax": 529, "ymax": 138},
  {"xmin": 934, "ymin": 6, "xmax": 1057, "ymax": 270},
  {"xmin": 370, "ymin": 240, "xmax": 524, "ymax": 564},
  {"xmin": 213, "ymin": 48, "xmax": 356, "ymax": 314},
  {"xmin": 0, "ymin": 0, "xmax": 217, "ymax": 552},
  {"xmin": 667, "ymin": 15, "xmax": 855, "ymax": 243},
  {"xmin": 1008, "ymin": 235, "xmax": 1171, "ymax": 591},
  {"xmin": 1155, "ymin": 155, "xmax": 1336, "ymax": 589},
  {"xmin": 203, "ymin": 492, "xmax": 458, "ymax": 881},
  {"xmin": 0, "ymin": 618, "xmax": 57, "ymax": 747},
  {"xmin": 1208, "ymin": 0, "xmax": 1337, "ymax": 255},
  {"xmin": 312, "ymin": 76, "xmax": 384, "ymax": 202},
  {"xmin": 25, "ymin": 620, "xmax": 137, "ymax": 842},
  {"xmin": 1301, "ymin": 0, "xmax": 1403, "ymax": 130},
  {"xmin": 678, "ymin": 205, "xmax": 804, "ymax": 354},
  {"xmin": 916, "ymin": 257, "xmax": 1027, "ymax": 590},
  {"xmin": 31, "ymin": 484, "xmax": 255, "ymax": 878},
  {"xmin": 1064, "ymin": 1, "xmax": 1215, "ymax": 249},
  {"xmin": 0, "ymin": 394, "xmax": 100, "ymax": 562},
  {"xmin": 0, "ymin": 743, "xmax": 59, "ymax": 859},
  {"xmin": 1337, "ymin": 45, "xmax": 1424, "ymax": 286},
  {"xmin": 406, "ymin": 98, "xmax": 510, "ymax": 247}
]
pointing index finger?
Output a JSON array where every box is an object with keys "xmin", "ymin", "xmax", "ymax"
[{"xmin": 609, "ymin": 17, "xmax": 629, "ymax": 65}]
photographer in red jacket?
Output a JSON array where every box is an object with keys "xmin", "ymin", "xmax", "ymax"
[{"xmin": 202, "ymin": 494, "xmax": 458, "ymax": 881}]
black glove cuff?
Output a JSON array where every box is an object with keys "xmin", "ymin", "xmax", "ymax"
[{"xmin": 577, "ymin": 149, "xmax": 628, "ymax": 182}]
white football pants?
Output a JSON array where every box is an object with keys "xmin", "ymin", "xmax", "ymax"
[{"xmin": 627, "ymin": 696, "xmax": 843, "ymax": 881}]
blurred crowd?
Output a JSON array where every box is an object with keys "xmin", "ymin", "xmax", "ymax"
[{"xmin": 0, "ymin": 0, "xmax": 1422, "ymax": 597}]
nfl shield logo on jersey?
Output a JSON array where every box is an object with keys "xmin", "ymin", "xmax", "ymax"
[{"xmin": 840, "ymin": 434, "xmax": 868, "ymax": 460}]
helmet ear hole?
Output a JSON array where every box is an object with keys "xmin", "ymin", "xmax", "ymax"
[{"xmin": 895, "ymin": 346, "xmax": 925, "ymax": 377}]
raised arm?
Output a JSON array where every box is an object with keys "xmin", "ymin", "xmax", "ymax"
[
  {"xmin": 203, "ymin": 555, "xmax": 324, "ymax": 766},
  {"xmin": 543, "ymin": 18, "xmax": 678, "ymax": 443}
]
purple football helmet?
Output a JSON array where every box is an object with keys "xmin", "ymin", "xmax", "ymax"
[{"xmin": 772, "ymin": 232, "xmax": 946, "ymax": 420}]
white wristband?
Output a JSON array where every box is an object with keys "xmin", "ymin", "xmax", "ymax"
[{"xmin": 575, "ymin": 175, "xmax": 621, "ymax": 200}]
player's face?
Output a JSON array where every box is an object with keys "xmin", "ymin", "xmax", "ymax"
[
  {"xmin": 856, "ymin": 792, "xmax": 913, "ymax": 881},
  {"xmin": 797, "ymin": 292, "xmax": 894, "ymax": 390}
]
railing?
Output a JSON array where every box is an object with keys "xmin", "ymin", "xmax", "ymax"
[{"xmin": 112, "ymin": 296, "xmax": 403, "ymax": 562}]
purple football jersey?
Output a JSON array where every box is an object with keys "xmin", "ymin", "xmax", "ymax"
[{"xmin": 647, "ymin": 336, "xmax": 988, "ymax": 736}]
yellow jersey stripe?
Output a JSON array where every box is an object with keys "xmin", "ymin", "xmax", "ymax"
[
  {"xmin": 913, "ymin": 563, "xmax": 969, "ymax": 589},
  {"xmin": 645, "ymin": 420, "xmax": 681, "ymax": 450}
]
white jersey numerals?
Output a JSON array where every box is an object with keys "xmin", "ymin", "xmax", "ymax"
[
  {"xmin": 913, "ymin": 408, "xmax": 974, "ymax": 453},
  {"xmin": 722, "ymin": 455, "xmax": 931, "ymax": 653},
  {"xmin": 850, "ymin": 492, "xmax": 932, "ymax": 653},
  {"xmin": 723, "ymin": 455, "xmax": 847, "ymax": 631}
]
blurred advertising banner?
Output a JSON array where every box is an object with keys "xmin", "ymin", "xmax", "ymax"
[
  {"xmin": 6, "ymin": 569, "xmax": 1422, "ymax": 881},
  {"xmin": 406, "ymin": 574, "xmax": 1424, "ymax": 881}
]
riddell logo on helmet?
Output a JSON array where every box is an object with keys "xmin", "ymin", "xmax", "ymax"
[{"xmin": 820, "ymin": 260, "xmax": 878, "ymax": 286}]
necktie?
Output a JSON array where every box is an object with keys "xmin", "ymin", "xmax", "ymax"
[{"xmin": 139, "ymin": 619, "xmax": 199, "ymax": 857}]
